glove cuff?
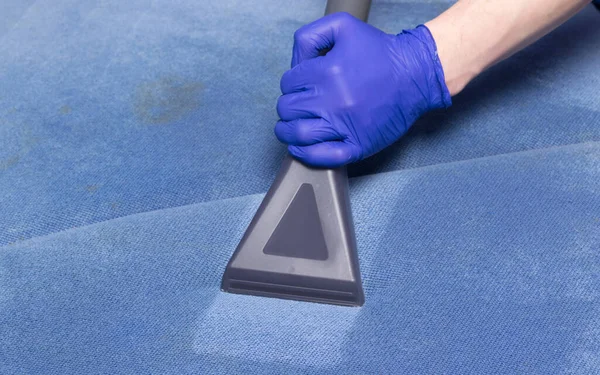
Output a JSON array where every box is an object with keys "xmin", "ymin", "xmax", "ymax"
[{"xmin": 400, "ymin": 25, "xmax": 453, "ymax": 110}]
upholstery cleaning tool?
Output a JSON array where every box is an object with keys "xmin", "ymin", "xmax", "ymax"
[{"xmin": 221, "ymin": 0, "xmax": 371, "ymax": 306}]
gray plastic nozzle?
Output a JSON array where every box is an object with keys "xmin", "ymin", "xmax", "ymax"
[{"xmin": 220, "ymin": 0, "xmax": 371, "ymax": 306}]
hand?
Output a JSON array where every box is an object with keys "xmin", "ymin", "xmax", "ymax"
[{"xmin": 274, "ymin": 12, "xmax": 452, "ymax": 168}]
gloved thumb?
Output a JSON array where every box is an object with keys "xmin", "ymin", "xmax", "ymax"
[{"xmin": 291, "ymin": 12, "xmax": 352, "ymax": 67}]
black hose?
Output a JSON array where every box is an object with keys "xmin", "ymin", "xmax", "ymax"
[{"xmin": 324, "ymin": 0, "xmax": 371, "ymax": 21}]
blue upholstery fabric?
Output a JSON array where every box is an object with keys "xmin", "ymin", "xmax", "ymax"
[
  {"xmin": 1, "ymin": 1, "xmax": 599, "ymax": 373},
  {"xmin": 1, "ymin": 0, "xmax": 599, "ymax": 246}
]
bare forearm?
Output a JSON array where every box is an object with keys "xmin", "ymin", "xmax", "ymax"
[{"xmin": 425, "ymin": 0, "xmax": 591, "ymax": 95}]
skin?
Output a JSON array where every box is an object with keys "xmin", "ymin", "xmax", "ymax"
[{"xmin": 426, "ymin": 0, "xmax": 592, "ymax": 96}]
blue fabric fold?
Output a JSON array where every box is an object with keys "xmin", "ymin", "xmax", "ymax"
[
  {"xmin": 2, "ymin": 142, "xmax": 600, "ymax": 374},
  {"xmin": 1, "ymin": 1, "xmax": 599, "ymax": 245}
]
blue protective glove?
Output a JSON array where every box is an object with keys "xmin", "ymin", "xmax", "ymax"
[{"xmin": 274, "ymin": 12, "xmax": 452, "ymax": 168}]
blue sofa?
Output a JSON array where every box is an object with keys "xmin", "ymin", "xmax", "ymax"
[{"xmin": 1, "ymin": 1, "xmax": 599, "ymax": 373}]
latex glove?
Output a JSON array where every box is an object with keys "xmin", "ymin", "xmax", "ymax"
[{"xmin": 275, "ymin": 12, "xmax": 452, "ymax": 168}]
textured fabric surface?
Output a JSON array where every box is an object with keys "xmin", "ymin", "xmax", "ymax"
[
  {"xmin": 1, "ymin": 0, "xmax": 599, "ymax": 373},
  {"xmin": 2, "ymin": 142, "xmax": 600, "ymax": 374},
  {"xmin": 1, "ymin": 0, "xmax": 599, "ymax": 245}
]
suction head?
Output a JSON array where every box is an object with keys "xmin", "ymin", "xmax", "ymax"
[
  {"xmin": 220, "ymin": 0, "xmax": 370, "ymax": 307},
  {"xmin": 221, "ymin": 155, "xmax": 364, "ymax": 306}
]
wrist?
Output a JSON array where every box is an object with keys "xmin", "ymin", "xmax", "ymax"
[{"xmin": 425, "ymin": 17, "xmax": 481, "ymax": 96}]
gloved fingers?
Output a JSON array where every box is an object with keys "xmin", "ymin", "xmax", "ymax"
[
  {"xmin": 274, "ymin": 118, "xmax": 342, "ymax": 146},
  {"xmin": 280, "ymin": 58, "xmax": 322, "ymax": 95},
  {"xmin": 276, "ymin": 91, "xmax": 321, "ymax": 121},
  {"xmin": 288, "ymin": 141, "xmax": 361, "ymax": 168},
  {"xmin": 291, "ymin": 12, "xmax": 353, "ymax": 67}
]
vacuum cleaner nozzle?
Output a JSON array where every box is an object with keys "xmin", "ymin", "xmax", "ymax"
[
  {"xmin": 221, "ymin": 156, "xmax": 364, "ymax": 306},
  {"xmin": 221, "ymin": 0, "xmax": 371, "ymax": 307}
]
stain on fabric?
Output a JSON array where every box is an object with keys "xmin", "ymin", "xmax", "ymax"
[
  {"xmin": 0, "ymin": 125, "xmax": 39, "ymax": 171},
  {"xmin": 60, "ymin": 105, "xmax": 72, "ymax": 114},
  {"xmin": 0, "ymin": 155, "xmax": 20, "ymax": 170},
  {"xmin": 85, "ymin": 185, "xmax": 99, "ymax": 193},
  {"xmin": 133, "ymin": 76, "xmax": 204, "ymax": 125}
]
